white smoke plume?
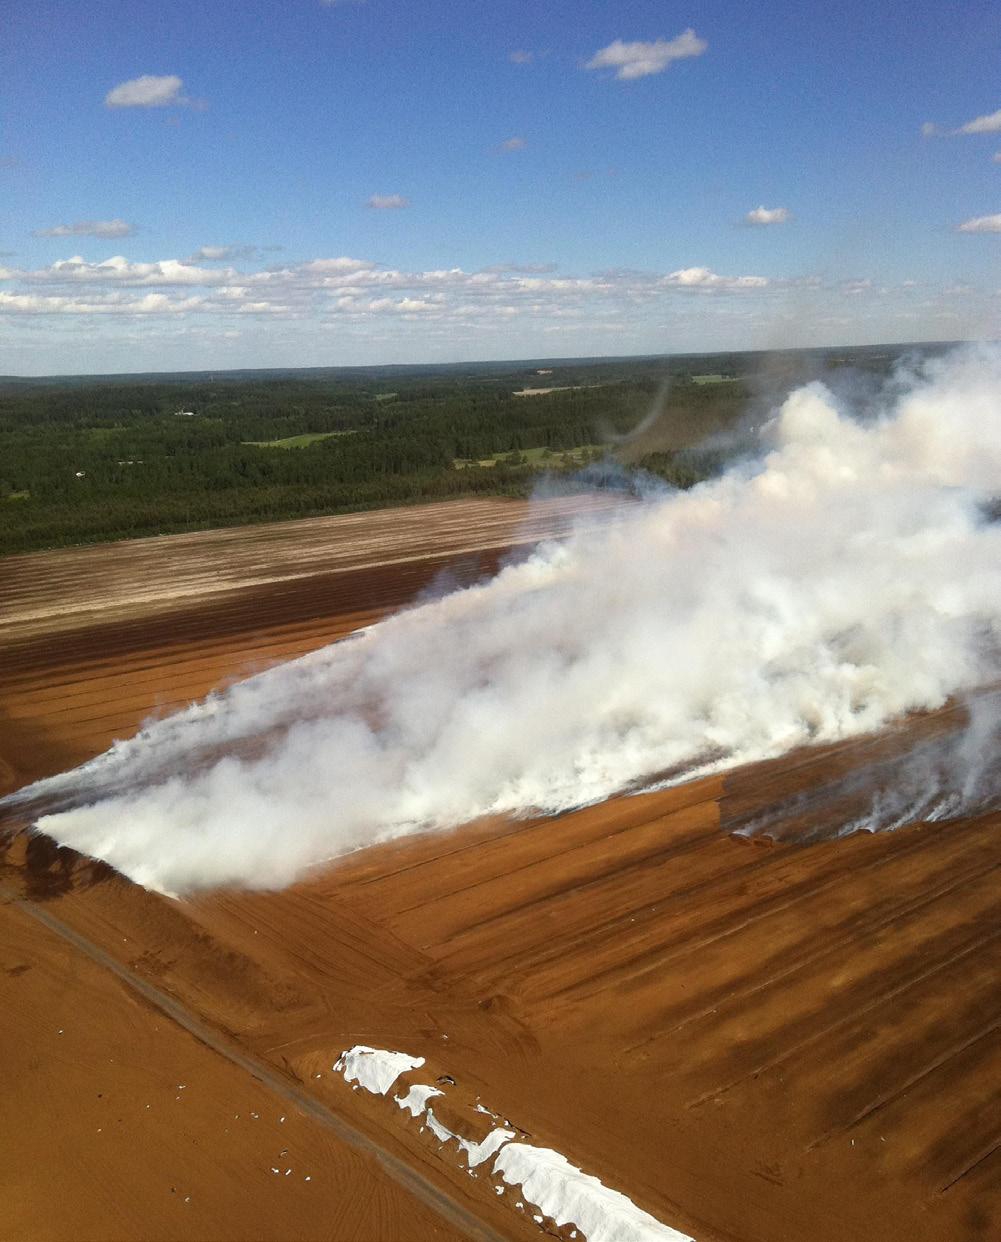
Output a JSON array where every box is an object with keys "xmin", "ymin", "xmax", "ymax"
[{"xmin": 7, "ymin": 346, "xmax": 1001, "ymax": 894}]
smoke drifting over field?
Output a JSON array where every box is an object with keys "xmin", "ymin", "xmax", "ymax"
[{"xmin": 9, "ymin": 347, "xmax": 1001, "ymax": 894}]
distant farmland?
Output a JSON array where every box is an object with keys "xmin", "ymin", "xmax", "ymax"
[{"xmin": 0, "ymin": 343, "xmax": 938, "ymax": 555}]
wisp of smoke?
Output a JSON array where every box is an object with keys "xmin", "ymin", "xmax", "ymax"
[{"xmin": 6, "ymin": 346, "xmax": 1001, "ymax": 894}]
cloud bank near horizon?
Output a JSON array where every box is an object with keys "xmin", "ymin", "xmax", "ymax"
[
  {"xmin": 0, "ymin": 251, "xmax": 779, "ymax": 321},
  {"xmin": 0, "ymin": 242, "xmax": 981, "ymax": 373}
]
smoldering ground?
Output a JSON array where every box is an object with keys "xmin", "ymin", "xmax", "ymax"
[{"xmin": 4, "ymin": 344, "xmax": 1001, "ymax": 894}]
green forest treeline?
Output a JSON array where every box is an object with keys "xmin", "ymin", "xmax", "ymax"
[{"xmin": 0, "ymin": 346, "xmax": 914, "ymax": 556}]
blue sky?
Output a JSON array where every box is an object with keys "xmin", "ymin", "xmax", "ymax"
[{"xmin": 3, "ymin": 0, "xmax": 1001, "ymax": 374}]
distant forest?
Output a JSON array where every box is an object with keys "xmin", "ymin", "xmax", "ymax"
[{"xmin": 0, "ymin": 344, "xmax": 946, "ymax": 556}]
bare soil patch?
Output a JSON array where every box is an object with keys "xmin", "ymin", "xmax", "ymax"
[{"xmin": 2, "ymin": 494, "xmax": 999, "ymax": 1241}]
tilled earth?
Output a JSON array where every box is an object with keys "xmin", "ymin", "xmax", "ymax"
[{"xmin": 2, "ymin": 494, "xmax": 999, "ymax": 1242}]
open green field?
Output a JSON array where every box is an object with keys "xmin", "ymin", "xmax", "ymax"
[
  {"xmin": 454, "ymin": 444, "xmax": 604, "ymax": 469},
  {"xmin": 244, "ymin": 430, "xmax": 355, "ymax": 449}
]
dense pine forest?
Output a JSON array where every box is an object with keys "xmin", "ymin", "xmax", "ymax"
[{"xmin": 0, "ymin": 345, "xmax": 934, "ymax": 555}]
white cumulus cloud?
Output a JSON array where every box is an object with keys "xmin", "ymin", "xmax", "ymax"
[
  {"xmin": 105, "ymin": 75, "xmax": 188, "ymax": 108},
  {"xmin": 33, "ymin": 219, "xmax": 134, "ymax": 239},
  {"xmin": 745, "ymin": 206, "xmax": 791, "ymax": 226},
  {"xmin": 509, "ymin": 50, "xmax": 534, "ymax": 65},
  {"xmin": 958, "ymin": 108, "xmax": 1001, "ymax": 135},
  {"xmin": 187, "ymin": 245, "xmax": 260, "ymax": 262},
  {"xmin": 661, "ymin": 266, "xmax": 768, "ymax": 291},
  {"xmin": 18, "ymin": 255, "xmax": 235, "ymax": 287},
  {"xmin": 584, "ymin": 30, "xmax": 707, "ymax": 81},
  {"xmin": 302, "ymin": 256, "xmax": 378, "ymax": 274},
  {"xmin": 957, "ymin": 213, "xmax": 1001, "ymax": 233},
  {"xmin": 927, "ymin": 108, "xmax": 1001, "ymax": 138},
  {"xmin": 500, "ymin": 136, "xmax": 526, "ymax": 152},
  {"xmin": 0, "ymin": 290, "xmax": 204, "ymax": 315},
  {"xmin": 366, "ymin": 194, "xmax": 410, "ymax": 210},
  {"xmin": 366, "ymin": 296, "xmax": 437, "ymax": 314}
]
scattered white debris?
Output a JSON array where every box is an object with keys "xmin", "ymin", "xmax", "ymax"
[
  {"xmin": 395, "ymin": 1083, "xmax": 442, "ymax": 1117},
  {"xmin": 271, "ymin": 1167, "xmax": 279, "ymax": 1175},
  {"xmin": 279, "ymin": 1115, "xmax": 286, "ymax": 1123},
  {"xmin": 494, "ymin": 1143, "xmax": 695, "ymax": 1242},
  {"xmin": 394, "ymin": 1083, "xmax": 514, "ymax": 1169},
  {"xmin": 304, "ymin": 1176, "xmax": 311, "ymax": 1182},
  {"xmin": 455, "ymin": 1122, "xmax": 516, "ymax": 1169},
  {"xmin": 334, "ymin": 1046, "xmax": 425, "ymax": 1096},
  {"xmin": 338, "ymin": 1045, "xmax": 696, "ymax": 1240},
  {"xmin": 424, "ymin": 1108, "xmax": 454, "ymax": 1145}
]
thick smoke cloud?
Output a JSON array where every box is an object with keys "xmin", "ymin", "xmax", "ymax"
[{"xmin": 8, "ymin": 347, "xmax": 1001, "ymax": 894}]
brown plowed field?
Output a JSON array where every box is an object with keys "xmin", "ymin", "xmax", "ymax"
[{"xmin": 2, "ymin": 494, "xmax": 999, "ymax": 1242}]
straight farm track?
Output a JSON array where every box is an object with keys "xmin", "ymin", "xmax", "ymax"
[{"xmin": 2, "ymin": 493, "xmax": 1000, "ymax": 1242}]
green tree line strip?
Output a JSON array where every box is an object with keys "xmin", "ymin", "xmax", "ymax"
[{"xmin": 2, "ymin": 345, "xmax": 913, "ymax": 554}]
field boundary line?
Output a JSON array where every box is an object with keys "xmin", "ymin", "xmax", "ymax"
[{"xmin": 14, "ymin": 896, "xmax": 507, "ymax": 1242}]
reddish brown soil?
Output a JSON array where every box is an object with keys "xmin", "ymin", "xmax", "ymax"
[
  {"xmin": 2, "ymin": 494, "xmax": 999, "ymax": 1242},
  {"xmin": 0, "ymin": 899, "xmax": 468, "ymax": 1242}
]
